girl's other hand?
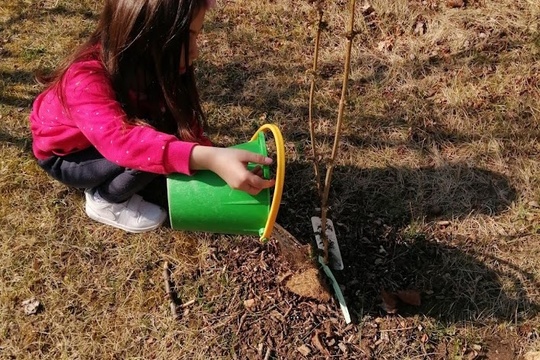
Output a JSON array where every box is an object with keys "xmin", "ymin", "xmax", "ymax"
[{"xmin": 190, "ymin": 146, "xmax": 276, "ymax": 195}]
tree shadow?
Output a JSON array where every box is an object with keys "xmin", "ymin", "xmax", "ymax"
[
  {"xmin": 0, "ymin": 2, "xmax": 96, "ymax": 30},
  {"xmin": 277, "ymin": 160, "xmax": 540, "ymax": 324},
  {"xmin": 194, "ymin": 23, "xmax": 539, "ymax": 325},
  {"xmin": 0, "ymin": 69, "xmax": 39, "ymax": 108},
  {"xmin": 0, "ymin": 1, "xmax": 97, "ymax": 108},
  {"xmin": 197, "ymin": 17, "xmax": 540, "ymax": 152},
  {"xmin": 0, "ymin": 128, "xmax": 32, "ymax": 152},
  {"xmin": 3, "ymin": 5, "xmax": 537, "ymax": 155}
]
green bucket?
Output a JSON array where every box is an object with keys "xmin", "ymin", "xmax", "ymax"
[{"xmin": 166, "ymin": 124, "xmax": 285, "ymax": 241}]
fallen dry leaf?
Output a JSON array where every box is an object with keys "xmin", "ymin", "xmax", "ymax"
[
  {"xmin": 465, "ymin": 349, "xmax": 478, "ymax": 360},
  {"xmin": 377, "ymin": 40, "xmax": 393, "ymax": 52},
  {"xmin": 381, "ymin": 290, "xmax": 398, "ymax": 314},
  {"xmin": 396, "ymin": 290, "xmax": 421, "ymax": 306},
  {"xmin": 311, "ymin": 330, "xmax": 330, "ymax": 356},
  {"xmin": 361, "ymin": 3, "xmax": 375, "ymax": 16},
  {"xmin": 446, "ymin": 0, "xmax": 465, "ymax": 8},
  {"xmin": 414, "ymin": 21, "xmax": 426, "ymax": 35},
  {"xmin": 381, "ymin": 289, "xmax": 421, "ymax": 313}
]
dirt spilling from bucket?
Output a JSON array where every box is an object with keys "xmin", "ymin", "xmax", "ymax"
[
  {"xmin": 285, "ymin": 267, "xmax": 332, "ymax": 302},
  {"xmin": 273, "ymin": 224, "xmax": 332, "ymax": 302}
]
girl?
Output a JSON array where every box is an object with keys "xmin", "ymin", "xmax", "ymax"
[{"xmin": 29, "ymin": 0, "xmax": 275, "ymax": 233}]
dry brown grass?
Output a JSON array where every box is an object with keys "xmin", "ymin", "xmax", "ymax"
[{"xmin": 1, "ymin": 0, "xmax": 540, "ymax": 358}]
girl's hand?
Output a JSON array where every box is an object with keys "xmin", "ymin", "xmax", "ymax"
[{"xmin": 190, "ymin": 146, "xmax": 276, "ymax": 195}]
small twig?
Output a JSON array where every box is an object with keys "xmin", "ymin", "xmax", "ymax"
[
  {"xmin": 200, "ymin": 314, "xmax": 236, "ymax": 332},
  {"xmin": 263, "ymin": 347, "xmax": 272, "ymax": 360},
  {"xmin": 379, "ymin": 326, "xmax": 418, "ymax": 332},
  {"xmin": 162, "ymin": 261, "xmax": 178, "ymax": 319},
  {"xmin": 181, "ymin": 299, "xmax": 196, "ymax": 308},
  {"xmin": 235, "ymin": 312, "xmax": 248, "ymax": 337}
]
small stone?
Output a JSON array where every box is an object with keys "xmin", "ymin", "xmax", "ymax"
[
  {"xmin": 297, "ymin": 344, "xmax": 311, "ymax": 356},
  {"xmin": 22, "ymin": 298, "xmax": 42, "ymax": 315},
  {"xmin": 243, "ymin": 299, "xmax": 256, "ymax": 309}
]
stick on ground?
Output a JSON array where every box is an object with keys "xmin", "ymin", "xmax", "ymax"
[{"xmin": 162, "ymin": 261, "xmax": 178, "ymax": 319}]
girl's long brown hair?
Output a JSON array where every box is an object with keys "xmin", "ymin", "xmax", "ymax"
[{"xmin": 38, "ymin": 0, "xmax": 211, "ymax": 141}]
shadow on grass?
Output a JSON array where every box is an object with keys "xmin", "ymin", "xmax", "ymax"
[
  {"xmin": 0, "ymin": 69, "xmax": 38, "ymax": 108},
  {"xmin": 0, "ymin": 128, "xmax": 32, "ymax": 153},
  {"xmin": 277, "ymin": 160, "xmax": 540, "ymax": 324},
  {"xmin": 0, "ymin": 2, "xmax": 96, "ymax": 29},
  {"xmin": 0, "ymin": 2, "xmax": 97, "ymax": 107},
  {"xmin": 199, "ymin": 56, "xmax": 540, "ymax": 156}
]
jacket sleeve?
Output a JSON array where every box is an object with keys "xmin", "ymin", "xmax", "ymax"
[{"xmin": 63, "ymin": 60, "xmax": 197, "ymax": 175}]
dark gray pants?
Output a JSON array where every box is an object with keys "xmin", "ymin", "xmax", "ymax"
[{"xmin": 37, "ymin": 147, "xmax": 168, "ymax": 207}]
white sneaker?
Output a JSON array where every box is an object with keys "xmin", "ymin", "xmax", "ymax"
[{"xmin": 85, "ymin": 189, "xmax": 167, "ymax": 233}]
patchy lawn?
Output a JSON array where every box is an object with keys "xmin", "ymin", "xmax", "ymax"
[{"xmin": 1, "ymin": 0, "xmax": 540, "ymax": 358}]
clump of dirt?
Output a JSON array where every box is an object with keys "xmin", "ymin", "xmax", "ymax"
[
  {"xmin": 285, "ymin": 267, "xmax": 332, "ymax": 302},
  {"xmin": 272, "ymin": 224, "xmax": 332, "ymax": 301},
  {"xmin": 272, "ymin": 224, "xmax": 313, "ymax": 270}
]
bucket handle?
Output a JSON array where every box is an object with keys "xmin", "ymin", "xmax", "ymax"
[{"xmin": 251, "ymin": 124, "xmax": 285, "ymax": 242}]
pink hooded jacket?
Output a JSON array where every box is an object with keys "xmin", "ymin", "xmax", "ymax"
[{"xmin": 30, "ymin": 57, "xmax": 212, "ymax": 176}]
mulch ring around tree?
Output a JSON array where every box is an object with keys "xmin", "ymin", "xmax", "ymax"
[{"xmin": 169, "ymin": 237, "xmax": 367, "ymax": 358}]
